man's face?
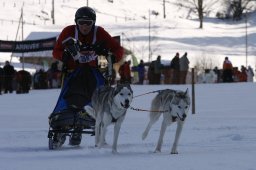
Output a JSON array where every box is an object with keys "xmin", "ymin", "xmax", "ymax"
[{"xmin": 77, "ymin": 18, "xmax": 94, "ymax": 35}]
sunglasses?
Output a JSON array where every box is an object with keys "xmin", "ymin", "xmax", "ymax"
[{"xmin": 77, "ymin": 19, "xmax": 94, "ymax": 26}]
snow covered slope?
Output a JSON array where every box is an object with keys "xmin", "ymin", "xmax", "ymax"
[{"xmin": 0, "ymin": 0, "xmax": 256, "ymax": 68}]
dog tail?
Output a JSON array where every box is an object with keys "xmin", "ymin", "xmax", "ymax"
[{"xmin": 84, "ymin": 105, "xmax": 96, "ymax": 119}]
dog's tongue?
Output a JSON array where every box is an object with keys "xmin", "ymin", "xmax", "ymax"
[{"xmin": 121, "ymin": 102, "xmax": 129, "ymax": 109}]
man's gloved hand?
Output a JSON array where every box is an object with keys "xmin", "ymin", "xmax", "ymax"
[
  {"xmin": 62, "ymin": 50, "xmax": 70, "ymax": 63},
  {"xmin": 62, "ymin": 37, "xmax": 81, "ymax": 61},
  {"xmin": 93, "ymin": 42, "xmax": 109, "ymax": 56},
  {"xmin": 66, "ymin": 44, "xmax": 80, "ymax": 61}
]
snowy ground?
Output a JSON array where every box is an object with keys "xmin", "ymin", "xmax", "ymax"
[{"xmin": 0, "ymin": 83, "xmax": 256, "ymax": 170}]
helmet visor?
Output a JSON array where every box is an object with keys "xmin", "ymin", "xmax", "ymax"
[{"xmin": 77, "ymin": 19, "xmax": 94, "ymax": 26}]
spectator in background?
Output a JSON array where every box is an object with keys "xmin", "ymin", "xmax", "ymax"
[
  {"xmin": 16, "ymin": 70, "xmax": 32, "ymax": 94},
  {"xmin": 239, "ymin": 65, "xmax": 247, "ymax": 82},
  {"xmin": 179, "ymin": 52, "xmax": 190, "ymax": 84},
  {"xmin": 132, "ymin": 59, "xmax": 145, "ymax": 84},
  {"xmin": 119, "ymin": 60, "xmax": 131, "ymax": 84},
  {"xmin": 0, "ymin": 65, "xmax": 4, "ymax": 95},
  {"xmin": 148, "ymin": 55, "xmax": 163, "ymax": 84},
  {"xmin": 170, "ymin": 52, "xmax": 180, "ymax": 84},
  {"xmin": 213, "ymin": 66, "xmax": 221, "ymax": 83},
  {"xmin": 3, "ymin": 61, "xmax": 15, "ymax": 93},
  {"xmin": 246, "ymin": 66, "xmax": 254, "ymax": 82},
  {"xmin": 47, "ymin": 61, "xmax": 60, "ymax": 88},
  {"xmin": 222, "ymin": 57, "xmax": 233, "ymax": 82},
  {"xmin": 154, "ymin": 55, "xmax": 163, "ymax": 84},
  {"xmin": 33, "ymin": 69, "xmax": 48, "ymax": 89}
]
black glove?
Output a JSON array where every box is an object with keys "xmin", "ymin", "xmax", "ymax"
[
  {"xmin": 62, "ymin": 50, "xmax": 71, "ymax": 63},
  {"xmin": 62, "ymin": 37, "xmax": 80, "ymax": 61},
  {"xmin": 93, "ymin": 42, "xmax": 109, "ymax": 56}
]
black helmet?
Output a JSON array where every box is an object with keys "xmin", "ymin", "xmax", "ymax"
[{"xmin": 75, "ymin": 6, "xmax": 96, "ymax": 22}]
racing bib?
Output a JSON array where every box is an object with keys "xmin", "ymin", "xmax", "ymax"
[{"xmin": 78, "ymin": 51, "xmax": 98, "ymax": 63}]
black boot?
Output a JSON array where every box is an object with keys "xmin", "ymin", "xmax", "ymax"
[
  {"xmin": 52, "ymin": 133, "xmax": 66, "ymax": 149},
  {"xmin": 69, "ymin": 132, "xmax": 82, "ymax": 146}
]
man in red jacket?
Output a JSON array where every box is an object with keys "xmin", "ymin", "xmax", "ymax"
[
  {"xmin": 51, "ymin": 6, "xmax": 124, "ymax": 147},
  {"xmin": 53, "ymin": 7, "xmax": 123, "ymax": 69}
]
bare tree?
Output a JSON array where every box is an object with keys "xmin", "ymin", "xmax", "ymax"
[
  {"xmin": 194, "ymin": 54, "xmax": 220, "ymax": 73},
  {"xmin": 228, "ymin": 0, "xmax": 256, "ymax": 20},
  {"xmin": 177, "ymin": 0, "xmax": 219, "ymax": 28}
]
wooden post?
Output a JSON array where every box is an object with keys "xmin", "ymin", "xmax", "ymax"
[{"xmin": 192, "ymin": 68, "xmax": 195, "ymax": 114}]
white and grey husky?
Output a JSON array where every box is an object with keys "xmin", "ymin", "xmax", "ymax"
[
  {"xmin": 142, "ymin": 89, "xmax": 190, "ymax": 154},
  {"xmin": 86, "ymin": 84, "xmax": 133, "ymax": 153}
]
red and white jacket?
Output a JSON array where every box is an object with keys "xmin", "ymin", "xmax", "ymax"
[{"xmin": 52, "ymin": 25, "xmax": 124, "ymax": 69}]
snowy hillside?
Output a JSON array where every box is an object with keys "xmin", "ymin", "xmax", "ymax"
[
  {"xmin": 0, "ymin": 83, "xmax": 256, "ymax": 170},
  {"xmin": 0, "ymin": 0, "xmax": 256, "ymax": 68}
]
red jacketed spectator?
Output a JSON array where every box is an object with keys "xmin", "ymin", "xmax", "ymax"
[{"xmin": 119, "ymin": 61, "xmax": 131, "ymax": 84}]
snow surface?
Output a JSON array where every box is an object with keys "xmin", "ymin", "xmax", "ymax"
[
  {"xmin": 0, "ymin": 0, "xmax": 256, "ymax": 68},
  {"xmin": 0, "ymin": 83, "xmax": 256, "ymax": 170}
]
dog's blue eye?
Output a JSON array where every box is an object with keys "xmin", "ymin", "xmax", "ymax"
[
  {"xmin": 128, "ymin": 93, "xmax": 131, "ymax": 96},
  {"xmin": 185, "ymin": 106, "xmax": 188, "ymax": 109},
  {"xmin": 120, "ymin": 93, "xmax": 123, "ymax": 96},
  {"xmin": 178, "ymin": 106, "xmax": 181, "ymax": 108}
]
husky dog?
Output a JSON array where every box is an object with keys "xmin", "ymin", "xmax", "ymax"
[
  {"xmin": 142, "ymin": 89, "xmax": 190, "ymax": 154},
  {"xmin": 87, "ymin": 84, "xmax": 133, "ymax": 153}
]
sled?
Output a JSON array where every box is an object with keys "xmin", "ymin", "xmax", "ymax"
[{"xmin": 48, "ymin": 106, "xmax": 95, "ymax": 150}]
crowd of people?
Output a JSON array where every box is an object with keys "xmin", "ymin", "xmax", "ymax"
[
  {"xmin": 214, "ymin": 57, "xmax": 254, "ymax": 83},
  {"xmin": 118, "ymin": 54, "xmax": 255, "ymax": 85},
  {"xmin": 1, "ymin": 53, "xmax": 255, "ymax": 95},
  {"xmin": 0, "ymin": 61, "xmax": 32, "ymax": 94},
  {"xmin": 0, "ymin": 60, "xmax": 63, "ymax": 95},
  {"xmin": 119, "ymin": 52, "xmax": 190, "ymax": 85}
]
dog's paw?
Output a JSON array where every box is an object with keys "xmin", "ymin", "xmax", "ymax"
[
  {"xmin": 171, "ymin": 151, "xmax": 178, "ymax": 154},
  {"xmin": 112, "ymin": 150, "xmax": 118, "ymax": 154},
  {"xmin": 154, "ymin": 149, "xmax": 161, "ymax": 153}
]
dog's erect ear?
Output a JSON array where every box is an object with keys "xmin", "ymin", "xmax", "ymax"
[
  {"xmin": 185, "ymin": 88, "xmax": 189, "ymax": 95},
  {"xmin": 126, "ymin": 84, "xmax": 133, "ymax": 93},
  {"xmin": 113, "ymin": 85, "xmax": 119, "ymax": 96}
]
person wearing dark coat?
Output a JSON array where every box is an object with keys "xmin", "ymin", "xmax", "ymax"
[
  {"xmin": 119, "ymin": 61, "xmax": 131, "ymax": 84},
  {"xmin": 179, "ymin": 52, "xmax": 189, "ymax": 84},
  {"xmin": 16, "ymin": 70, "xmax": 32, "ymax": 94},
  {"xmin": 132, "ymin": 59, "xmax": 145, "ymax": 84},
  {"xmin": 0, "ymin": 65, "xmax": 4, "ymax": 94},
  {"xmin": 170, "ymin": 53, "xmax": 180, "ymax": 84},
  {"xmin": 3, "ymin": 61, "xmax": 15, "ymax": 93},
  {"xmin": 222, "ymin": 57, "xmax": 233, "ymax": 82}
]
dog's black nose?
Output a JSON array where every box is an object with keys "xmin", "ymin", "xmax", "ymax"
[
  {"xmin": 182, "ymin": 114, "xmax": 187, "ymax": 120},
  {"xmin": 125, "ymin": 99, "xmax": 129, "ymax": 106}
]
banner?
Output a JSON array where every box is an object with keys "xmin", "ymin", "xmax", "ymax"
[
  {"xmin": 0, "ymin": 35, "xmax": 120, "ymax": 53},
  {"xmin": 0, "ymin": 37, "xmax": 56, "ymax": 53}
]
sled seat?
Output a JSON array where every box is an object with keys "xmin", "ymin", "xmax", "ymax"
[{"xmin": 49, "ymin": 107, "xmax": 95, "ymax": 130}]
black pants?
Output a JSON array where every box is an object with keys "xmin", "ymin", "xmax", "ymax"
[
  {"xmin": 52, "ymin": 65, "xmax": 105, "ymax": 113},
  {"xmin": 4, "ymin": 77, "xmax": 13, "ymax": 93},
  {"xmin": 223, "ymin": 70, "xmax": 233, "ymax": 82},
  {"xmin": 64, "ymin": 66, "xmax": 98, "ymax": 108}
]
